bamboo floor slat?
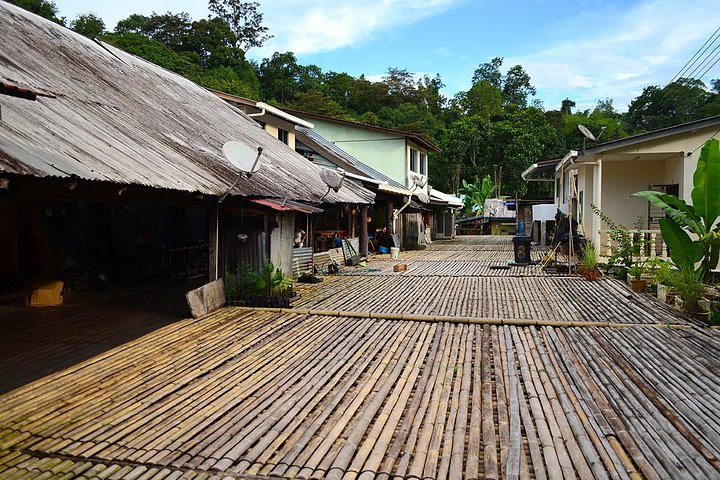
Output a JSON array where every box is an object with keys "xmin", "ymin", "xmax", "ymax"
[
  {"xmin": 0, "ymin": 236, "xmax": 718, "ymax": 479},
  {"xmin": 292, "ymin": 275, "xmax": 688, "ymax": 325},
  {"xmin": 0, "ymin": 315, "xmax": 717, "ymax": 479},
  {"xmin": 340, "ymin": 258, "xmax": 552, "ymax": 277}
]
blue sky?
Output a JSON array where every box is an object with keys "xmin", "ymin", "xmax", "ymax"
[{"xmin": 56, "ymin": 0, "xmax": 720, "ymax": 112}]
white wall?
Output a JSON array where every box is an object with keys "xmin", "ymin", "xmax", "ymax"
[
  {"xmin": 665, "ymin": 155, "xmax": 685, "ymax": 198},
  {"xmin": 601, "ymin": 160, "xmax": 668, "ymax": 228}
]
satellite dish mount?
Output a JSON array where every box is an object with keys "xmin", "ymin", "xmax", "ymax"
[
  {"xmin": 219, "ymin": 141, "xmax": 264, "ymax": 203},
  {"xmin": 393, "ymin": 173, "xmax": 430, "ymax": 230},
  {"xmin": 319, "ymin": 168, "xmax": 346, "ymax": 201},
  {"xmin": 577, "ymin": 124, "xmax": 605, "ymax": 152}
]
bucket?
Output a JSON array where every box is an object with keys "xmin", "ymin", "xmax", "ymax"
[
  {"xmin": 378, "ymin": 245, "xmax": 390, "ymax": 254},
  {"xmin": 390, "ymin": 247, "xmax": 400, "ymax": 259}
]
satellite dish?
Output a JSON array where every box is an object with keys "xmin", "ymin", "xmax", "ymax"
[
  {"xmin": 410, "ymin": 173, "xmax": 427, "ymax": 188},
  {"xmin": 577, "ymin": 124, "xmax": 596, "ymax": 141},
  {"xmin": 417, "ymin": 191, "xmax": 430, "ymax": 203},
  {"xmin": 223, "ymin": 141, "xmax": 263, "ymax": 174},
  {"xmin": 320, "ymin": 168, "xmax": 345, "ymax": 192}
]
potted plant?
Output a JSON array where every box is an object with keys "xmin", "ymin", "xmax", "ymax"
[
  {"xmin": 225, "ymin": 261, "xmax": 294, "ymax": 307},
  {"xmin": 672, "ymin": 265, "xmax": 709, "ymax": 321},
  {"xmin": 653, "ymin": 259, "xmax": 675, "ymax": 303},
  {"xmin": 628, "ymin": 261, "xmax": 647, "ymax": 293},
  {"xmin": 643, "ymin": 257, "xmax": 664, "ymax": 295},
  {"xmin": 578, "ymin": 242, "xmax": 601, "ymax": 281},
  {"xmin": 591, "ymin": 207, "xmax": 646, "ymax": 280}
]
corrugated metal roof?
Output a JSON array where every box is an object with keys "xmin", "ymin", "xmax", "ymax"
[
  {"xmin": 0, "ymin": 3, "xmax": 373, "ymax": 205},
  {"xmin": 295, "ymin": 126, "xmax": 407, "ymax": 190},
  {"xmin": 429, "ymin": 188, "xmax": 463, "ymax": 207},
  {"xmin": 249, "ymin": 198, "xmax": 323, "ymax": 214}
]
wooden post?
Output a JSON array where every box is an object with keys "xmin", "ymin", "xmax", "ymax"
[
  {"xmin": 349, "ymin": 207, "xmax": 354, "ymax": 236},
  {"xmin": 360, "ymin": 205, "xmax": 369, "ymax": 256},
  {"xmin": 387, "ymin": 200, "xmax": 394, "ymax": 235},
  {"xmin": 209, "ymin": 202, "xmax": 219, "ymax": 280}
]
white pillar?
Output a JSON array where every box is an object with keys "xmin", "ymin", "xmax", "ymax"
[{"xmin": 592, "ymin": 159, "xmax": 603, "ymax": 250}]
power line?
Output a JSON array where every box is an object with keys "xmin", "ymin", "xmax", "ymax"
[
  {"xmin": 666, "ymin": 26, "xmax": 720, "ymax": 85},
  {"xmin": 655, "ymin": 26, "xmax": 720, "ymax": 107},
  {"xmin": 695, "ymin": 48, "xmax": 720, "ymax": 83},
  {"xmin": 680, "ymin": 42, "xmax": 720, "ymax": 82}
]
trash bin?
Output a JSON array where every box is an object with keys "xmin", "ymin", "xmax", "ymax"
[
  {"xmin": 390, "ymin": 247, "xmax": 400, "ymax": 259},
  {"xmin": 512, "ymin": 235, "xmax": 531, "ymax": 265}
]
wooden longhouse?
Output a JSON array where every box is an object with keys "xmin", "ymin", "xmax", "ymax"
[{"xmin": 0, "ymin": 2, "xmax": 374, "ymax": 303}]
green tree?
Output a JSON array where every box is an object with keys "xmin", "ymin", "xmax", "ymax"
[
  {"xmin": 560, "ymin": 98, "xmax": 575, "ymax": 115},
  {"xmin": 207, "ymin": 0, "xmax": 272, "ymax": 51},
  {"xmin": 103, "ymin": 32, "xmax": 198, "ymax": 73},
  {"xmin": 468, "ymin": 57, "xmax": 536, "ymax": 108},
  {"xmin": 502, "ymin": 64, "xmax": 536, "ymax": 108},
  {"xmin": 323, "ymin": 71, "xmax": 357, "ymax": 110},
  {"xmin": 185, "ymin": 17, "xmax": 241, "ymax": 68},
  {"xmin": 382, "ymin": 67, "xmax": 421, "ymax": 108},
  {"xmin": 146, "ymin": 12, "xmax": 192, "ymax": 51},
  {"xmin": 258, "ymin": 52, "xmax": 304, "ymax": 103},
  {"xmin": 456, "ymin": 80, "xmax": 502, "ymax": 118},
  {"xmin": 191, "ymin": 65, "xmax": 259, "ymax": 98},
  {"xmin": 472, "ymin": 57, "xmax": 503, "ymax": 88},
  {"xmin": 8, "ymin": 0, "xmax": 64, "ymax": 24},
  {"xmin": 487, "ymin": 108, "xmax": 560, "ymax": 197},
  {"xmin": 115, "ymin": 12, "xmax": 192, "ymax": 51},
  {"xmin": 70, "ymin": 12, "xmax": 105, "ymax": 38},
  {"xmin": 346, "ymin": 75, "xmax": 388, "ymax": 114},
  {"xmin": 115, "ymin": 14, "xmax": 151, "ymax": 34},
  {"xmin": 433, "ymin": 115, "xmax": 488, "ymax": 194},
  {"xmin": 287, "ymin": 91, "xmax": 351, "ymax": 118},
  {"xmin": 376, "ymin": 103, "xmax": 443, "ymax": 143},
  {"xmin": 417, "ymin": 74, "xmax": 446, "ymax": 116},
  {"xmin": 626, "ymin": 78, "xmax": 717, "ymax": 133}
]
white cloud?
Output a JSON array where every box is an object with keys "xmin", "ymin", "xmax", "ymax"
[
  {"xmin": 505, "ymin": 0, "xmax": 720, "ymax": 111},
  {"xmin": 252, "ymin": 0, "xmax": 461, "ymax": 57}
]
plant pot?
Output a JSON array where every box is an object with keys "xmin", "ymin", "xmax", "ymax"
[
  {"xmin": 691, "ymin": 310, "xmax": 710, "ymax": 323},
  {"xmin": 630, "ymin": 279, "xmax": 647, "ymax": 293},
  {"xmin": 582, "ymin": 269, "xmax": 600, "ymax": 281}
]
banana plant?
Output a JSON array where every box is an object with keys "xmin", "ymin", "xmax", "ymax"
[
  {"xmin": 631, "ymin": 138, "xmax": 720, "ymax": 279},
  {"xmin": 461, "ymin": 175, "xmax": 495, "ymax": 216}
]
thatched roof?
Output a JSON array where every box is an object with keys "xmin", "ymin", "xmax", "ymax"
[{"xmin": 0, "ymin": 3, "xmax": 373, "ymax": 205}]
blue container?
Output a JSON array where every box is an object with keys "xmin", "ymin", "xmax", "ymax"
[
  {"xmin": 378, "ymin": 245, "xmax": 390, "ymax": 254},
  {"xmin": 517, "ymin": 220, "xmax": 524, "ymax": 236}
]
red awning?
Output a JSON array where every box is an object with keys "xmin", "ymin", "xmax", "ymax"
[{"xmin": 250, "ymin": 198, "xmax": 324, "ymax": 214}]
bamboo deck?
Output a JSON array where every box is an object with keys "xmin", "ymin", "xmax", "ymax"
[
  {"xmin": 294, "ymin": 275, "xmax": 687, "ymax": 325},
  {"xmin": 0, "ymin": 235, "xmax": 718, "ymax": 479}
]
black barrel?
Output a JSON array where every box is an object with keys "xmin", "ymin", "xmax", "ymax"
[{"xmin": 512, "ymin": 235, "xmax": 531, "ymax": 265}]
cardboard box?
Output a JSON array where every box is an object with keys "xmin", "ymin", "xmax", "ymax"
[
  {"xmin": 29, "ymin": 279, "xmax": 64, "ymax": 306},
  {"xmin": 393, "ymin": 263, "xmax": 407, "ymax": 272}
]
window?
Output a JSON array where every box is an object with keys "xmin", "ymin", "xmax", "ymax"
[
  {"xmin": 278, "ymin": 128, "xmax": 289, "ymax": 145},
  {"xmin": 419, "ymin": 152, "xmax": 427, "ymax": 175},
  {"xmin": 409, "ymin": 148, "xmax": 418, "ymax": 172}
]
